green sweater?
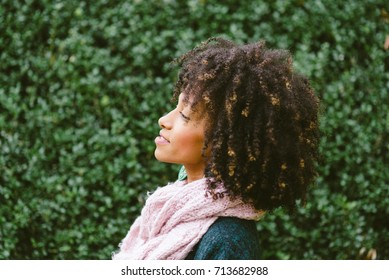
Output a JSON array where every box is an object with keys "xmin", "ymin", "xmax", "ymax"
[{"xmin": 185, "ymin": 217, "xmax": 260, "ymax": 260}]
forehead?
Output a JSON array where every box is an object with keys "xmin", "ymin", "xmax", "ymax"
[
  {"xmin": 178, "ymin": 93, "xmax": 187, "ymax": 104},
  {"xmin": 178, "ymin": 92, "xmax": 208, "ymax": 121},
  {"xmin": 178, "ymin": 92, "xmax": 195, "ymax": 109},
  {"xmin": 179, "ymin": 91, "xmax": 193, "ymax": 102}
]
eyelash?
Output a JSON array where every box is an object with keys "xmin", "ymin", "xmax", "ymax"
[{"xmin": 179, "ymin": 111, "xmax": 190, "ymax": 121}]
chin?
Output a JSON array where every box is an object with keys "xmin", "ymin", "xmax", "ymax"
[{"xmin": 154, "ymin": 150, "xmax": 174, "ymax": 164}]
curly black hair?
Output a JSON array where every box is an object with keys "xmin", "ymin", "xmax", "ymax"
[{"xmin": 172, "ymin": 37, "xmax": 320, "ymax": 213}]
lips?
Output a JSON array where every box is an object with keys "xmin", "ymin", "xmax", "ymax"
[
  {"xmin": 160, "ymin": 131, "xmax": 170, "ymax": 142},
  {"xmin": 155, "ymin": 132, "xmax": 170, "ymax": 145}
]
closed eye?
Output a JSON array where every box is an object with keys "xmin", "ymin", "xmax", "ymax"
[{"xmin": 179, "ymin": 111, "xmax": 190, "ymax": 121}]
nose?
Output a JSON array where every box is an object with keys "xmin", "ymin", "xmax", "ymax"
[{"xmin": 158, "ymin": 111, "xmax": 173, "ymax": 129}]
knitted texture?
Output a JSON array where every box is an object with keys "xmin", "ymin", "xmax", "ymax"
[{"xmin": 112, "ymin": 178, "xmax": 264, "ymax": 260}]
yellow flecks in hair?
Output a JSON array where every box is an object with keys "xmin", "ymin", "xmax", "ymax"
[
  {"xmin": 228, "ymin": 148, "xmax": 235, "ymax": 157},
  {"xmin": 198, "ymin": 72, "xmax": 215, "ymax": 81},
  {"xmin": 279, "ymin": 182, "xmax": 286, "ymax": 188},
  {"xmin": 228, "ymin": 164, "xmax": 235, "ymax": 176},
  {"xmin": 249, "ymin": 155, "xmax": 256, "ymax": 162},
  {"xmin": 226, "ymin": 93, "xmax": 238, "ymax": 118},
  {"xmin": 230, "ymin": 92, "xmax": 237, "ymax": 102},
  {"xmin": 211, "ymin": 166, "xmax": 222, "ymax": 180},
  {"xmin": 226, "ymin": 101, "xmax": 233, "ymax": 118},
  {"xmin": 286, "ymin": 81, "xmax": 291, "ymax": 90},
  {"xmin": 281, "ymin": 163, "xmax": 287, "ymax": 170},
  {"xmin": 201, "ymin": 59, "xmax": 208, "ymax": 65},
  {"xmin": 300, "ymin": 159, "xmax": 305, "ymax": 168},
  {"xmin": 270, "ymin": 94, "xmax": 280, "ymax": 106},
  {"xmin": 241, "ymin": 107, "xmax": 249, "ymax": 117}
]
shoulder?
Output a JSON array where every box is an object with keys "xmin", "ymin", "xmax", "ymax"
[{"xmin": 186, "ymin": 217, "xmax": 260, "ymax": 260}]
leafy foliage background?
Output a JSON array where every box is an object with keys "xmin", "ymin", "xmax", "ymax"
[{"xmin": 1, "ymin": 0, "xmax": 388, "ymax": 259}]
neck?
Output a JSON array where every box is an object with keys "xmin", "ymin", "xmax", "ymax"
[{"xmin": 184, "ymin": 165, "xmax": 205, "ymax": 183}]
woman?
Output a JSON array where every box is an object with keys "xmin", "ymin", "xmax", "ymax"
[{"xmin": 113, "ymin": 37, "xmax": 320, "ymax": 260}]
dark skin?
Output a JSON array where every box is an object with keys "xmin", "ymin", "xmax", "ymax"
[{"xmin": 172, "ymin": 38, "xmax": 320, "ymax": 213}]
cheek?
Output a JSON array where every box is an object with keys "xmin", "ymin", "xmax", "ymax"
[
  {"xmin": 183, "ymin": 131, "xmax": 203, "ymax": 144},
  {"xmin": 176, "ymin": 129, "xmax": 204, "ymax": 154}
]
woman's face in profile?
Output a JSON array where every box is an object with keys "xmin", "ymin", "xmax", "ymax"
[{"xmin": 155, "ymin": 94, "xmax": 207, "ymax": 179}]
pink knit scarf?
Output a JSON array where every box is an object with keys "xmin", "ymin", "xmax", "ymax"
[{"xmin": 112, "ymin": 178, "xmax": 264, "ymax": 260}]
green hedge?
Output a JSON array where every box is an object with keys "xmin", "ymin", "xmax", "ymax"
[{"xmin": 1, "ymin": 0, "xmax": 388, "ymax": 259}]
